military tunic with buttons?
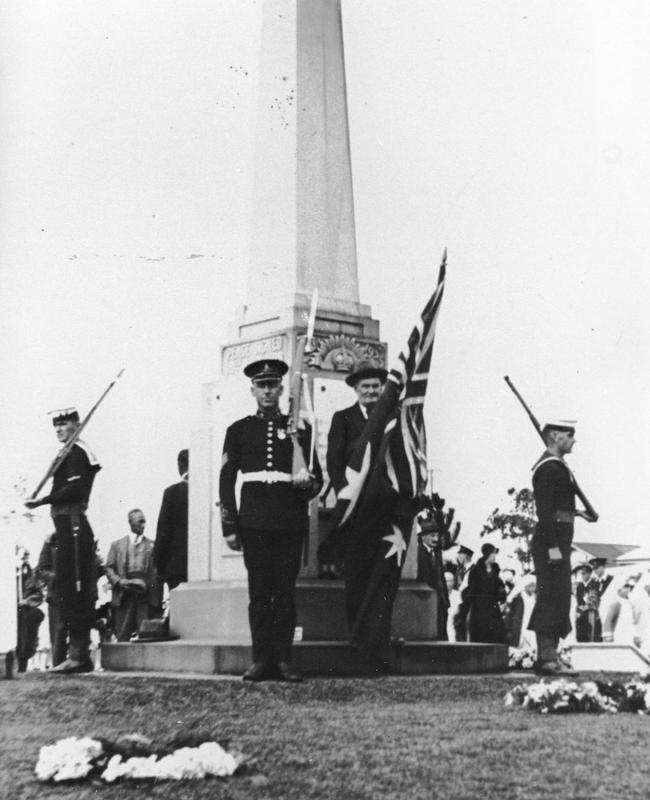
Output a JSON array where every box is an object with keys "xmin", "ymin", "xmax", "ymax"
[
  {"xmin": 219, "ymin": 410, "xmax": 322, "ymax": 665},
  {"xmin": 220, "ymin": 411, "xmax": 322, "ymax": 535}
]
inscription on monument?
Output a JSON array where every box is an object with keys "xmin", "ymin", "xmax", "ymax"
[{"xmin": 222, "ymin": 334, "xmax": 287, "ymax": 375}]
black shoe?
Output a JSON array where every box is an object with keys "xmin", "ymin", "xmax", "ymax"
[
  {"xmin": 535, "ymin": 661, "xmax": 578, "ymax": 678},
  {"xmin": 276, "ymin": 662, "xmax": 303, "ymax": 683},
  {"xmin": 242, "ymin": 661, "xmax": 269, "ymax": 682}
]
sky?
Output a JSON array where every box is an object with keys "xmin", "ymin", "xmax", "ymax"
[{"xmin": 1, "ymin": 0, "xmax": 650, "ymax": 560}]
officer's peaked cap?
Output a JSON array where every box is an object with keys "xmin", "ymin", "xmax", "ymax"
[
  {"xmin": 244, "ymin": 359, "xmax": 289, "ymax": 382},
  {"xmin": 457, "ymin": 544, "xmax": 474, "ymax": 557},
  {"xmin": 345, "ymin": 360, "xmax": 388, "ymax": 387},
  {"xmin": 50, "ymin": 407, "xmax": 80, "ymax": 426}
]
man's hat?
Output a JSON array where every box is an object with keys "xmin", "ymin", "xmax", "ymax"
[
  {"xmin": 572, "ymin": 562, "xmax": 592, "ymax": 575},
  {"xmin": 50, "ymin": 407, "xmax": 80, "ymax": 426},
  {"xmin": 345, "ymin": 360, "xmax": 389, "ymax": 387},
  {"xmin": 243, "ymin": 359, "xmax": 289, "ymax": 383},
  {"xmin": 542, "ymin": 419, "xmax": 577, "ymax": 436},
  {"xmin": 121, "ymin": 577, "xmax": 148, "ymax": 594},
  {"xmin": 457, "ymin": 544, "xmax": 474, "ymax": 558},
  {"xmin": 589, "ymin": 557, "xmax": 607, "ymax": 568}
]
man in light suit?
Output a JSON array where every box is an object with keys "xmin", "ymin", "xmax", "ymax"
[
  {"xmin": 318, "ymin": 361, "xmax": 388, "ymax": 577},
  {"xmin": 105, "ymin": 509, "xmax": 161, "ymax": 642}
]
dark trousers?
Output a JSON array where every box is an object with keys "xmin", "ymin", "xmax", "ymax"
[
  {"xmin": 16, "ymin": 606, "xmax": 44, "ymax": 669},
  {"xmin": 113, "ymin": 593, "xmax": 153, "ymax": 642},
  {"xmin": 240, "ymin": 527, "xmax": 303, "ymax": 664},
  {"xmin": 48, "ymin": 602, "xmax": 69, "ymax": 666},
  {"xmin": 52, "ymin": 513, "xmax": 96, "ymax": 662}
]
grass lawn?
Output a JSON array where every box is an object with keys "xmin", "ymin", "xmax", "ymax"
[{"xmin": 1, "ymin": 671, "xmax": 647, "ymax": 800}]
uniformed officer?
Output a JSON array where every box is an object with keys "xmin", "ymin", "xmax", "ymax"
[
  {"xmin": 24, "ymin": 408, "xmax": 101, "ymax": 673},
  {"xmin": 219, "ymin": 359, "xmax": 322, "ymax": 682},
  {"xmin": 528, "ymin": 419, "xmax": 592, "ymax": 675}
]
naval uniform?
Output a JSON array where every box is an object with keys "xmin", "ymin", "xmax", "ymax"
[
  {"xmin": 528, "ymin": 453, "xmax": 576, "ymax": 656},
  {"xmin": 219, "ymin": 411, "xmax": 322, "ymax": 665},
  {"xmin": 38, "ymin": 441, "xmax": 101, "ymax": 663}
]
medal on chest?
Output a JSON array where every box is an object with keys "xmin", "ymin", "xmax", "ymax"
[{"xmin": 277, "ymin": 428, "xmax": 287, "ymax": 440}]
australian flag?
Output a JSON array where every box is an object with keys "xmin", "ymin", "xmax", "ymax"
[{"xmin": 332, "ymin": 253, "xmax": 447, "ymax": 658}]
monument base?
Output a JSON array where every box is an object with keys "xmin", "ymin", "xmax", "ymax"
[
  {"xmin": 168, "ymin": 579, "xmax": 438, "ymax": 642},
  {"xmin": 569, "ymin": 643, "xmax": 650, "ymax": 673},
  {"xmin": 101, "ymin": 640, "xmax": 507, "ymax": 677}
]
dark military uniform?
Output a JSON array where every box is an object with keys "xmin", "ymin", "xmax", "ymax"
[
  {"xmin": 528, "ymin": 454, "xmax": 576, "ymax": 655},
  {"xmin": 16, "ymin": 559, "xmax": 44, "ymax": 671},
  {"xmin": 38, "ymin": 441, "xmax": 101, "ymax": 665},
  {"xmin": 220, "ymin": 411, "xmax": 322, "ymax": 666}
]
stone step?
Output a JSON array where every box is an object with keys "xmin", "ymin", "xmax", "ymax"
[
  {"xmin": 170, "ymin": 579, "xmax": 438, "ymax": 641},
  {"xmin": 570, "ymin": 643, "xmax": 650, "ymax": 674},
  {"xmin": 101, "ymin": 640, "xmax": 507, "ymax": 677}
]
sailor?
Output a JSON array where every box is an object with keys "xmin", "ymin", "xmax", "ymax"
[
  {"xmin": 219, "ymin": 359, "xmax": 322, "ymax": 682},
  {"xmin": 24, "ymin": 407, "xmax": 101, "ymax": 673},
  {"xmin": 528, "ymin": 418, "xmax": 591, "ymax": 675}
]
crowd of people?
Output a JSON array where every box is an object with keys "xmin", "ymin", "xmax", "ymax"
[{"xmin": 416, "ymin": 541, "xmax": 650, "ymax": 659}]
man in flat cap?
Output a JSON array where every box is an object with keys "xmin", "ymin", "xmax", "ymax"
[
  {"xmin": 528, "ymin": 419, "xmax": 595, "ymax": 675},
  {"xmin": 318, "ymin": 361, "xmax": 388, "ymax": 577},
  {"xmin": 220, "ymin": 359, "xmax": 323, "ymax": 682},
  {"xmin": 24, "ymin": 408, "xmax": 101, "ymax": 673}
]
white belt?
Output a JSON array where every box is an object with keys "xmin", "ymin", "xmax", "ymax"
[{"xmin": 241, "ymin": 470, "xmax": 292, "ymax": 484}]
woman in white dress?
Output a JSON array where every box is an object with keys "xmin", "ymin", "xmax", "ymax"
[{"xmin": 600, "ymin": 576, "xmax": 638, "ymax": 645}]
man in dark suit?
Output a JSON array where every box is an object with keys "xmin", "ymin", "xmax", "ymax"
[
  {"xmin": 220, "ymin": 358, "xmax": 322, "ymax": 683},
  {"xmin": 154, "ymin": 449, "xmax": 189, "ymax": 591},
  {"xmin": 318, "ymin": 361, "xmax": 388, "ymax": 577},
  {"xmin": 105, "ymin": 509, "xmax": 161, "ymax": 642},
  {"xmin": 588, "ymin": 556, "xmax": 612, "ymax": 642}
]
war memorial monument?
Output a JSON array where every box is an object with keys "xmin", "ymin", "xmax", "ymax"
[{"xmin": 102, "ymin": 0, "xmax": 506, "ymax": 676}]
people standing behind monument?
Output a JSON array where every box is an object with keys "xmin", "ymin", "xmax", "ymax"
[
  {"xmin": 154, "ymin": 449, "xmax": 189, "ymax": 592},
  {"xmin": 220, "ymin": 359, "xmax": 323, "ymax": 683},
  {"xmin": 318, "ymin": 361, "xmax": 388, "ymax": 578},
  {"xmin": 587, "ymin": 556, "xmax": 612, "ymax": 641},
  {"xmin": 416, "ymin": 513, "xmax": 450, "ymax": 641},
  {"xmin": 504, "ymin": 574, "xmax": 537, "ymax": 650},
  {"xmin": 105, "ymin": 509, "xmax": 161, "ymax": 642},
  {"xmin": 600, "ymin": 577, "xmax": 638, "ymax": 645},
  {"xmin": 16, "ymin": 547, "xmax": 45, "ymax": 672},
  {"xmin": 444, "ymin": 544, "xmax": 474, "ymax": 591},
  {"xmin": 445, "ymin": 571, "xmax": 461, "ymax": 642},
  {"xmin": 528, "ymin": 419, "xmax": 596, "ymax": 676},
  {"xmin": 455, "ymin": 543, "xmax": 507, "ymax": 644},
  {"xmin": 24, "ymin": 407, "xmax": 102, "ymax": 674},
  {"xmin": 574, "ymin": 562, "xmax": 598, "ymax": 642},
  {"xmin": 630, "ymin": 572, "xmax": 650, "ymax": 654}
]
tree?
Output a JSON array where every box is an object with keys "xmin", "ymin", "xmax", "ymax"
[{"xmin": 480, "ymin": 487, "xmax": 536, "ymax": 573}]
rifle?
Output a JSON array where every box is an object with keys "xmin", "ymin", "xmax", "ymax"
[
  {"xmin": 504, "ymin": 375, "xmax": 598, "ymax": 522},
  {"xmin": 30, "ymin": 368, "xmax": 125, "ymax": 499},
  {"xmin": 287, "ymin": 290, "xmax": 318, "ymax": 478}
]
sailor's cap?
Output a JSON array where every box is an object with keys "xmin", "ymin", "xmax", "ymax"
[
  {"xmin": 243, "ymin": 359, "xmax": 289, "ymax": 383},
  {"xmin": 49, "ymin": 407, "xmax": 80, "ymax": 426},
  {"xmin": 542, "ymin": 419, "xmax": 577, "ymax": 436}
]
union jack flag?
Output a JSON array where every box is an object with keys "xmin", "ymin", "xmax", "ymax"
[{"xmin": 330, "ymin": 253, "xmax": 447, "ymax": 660}]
